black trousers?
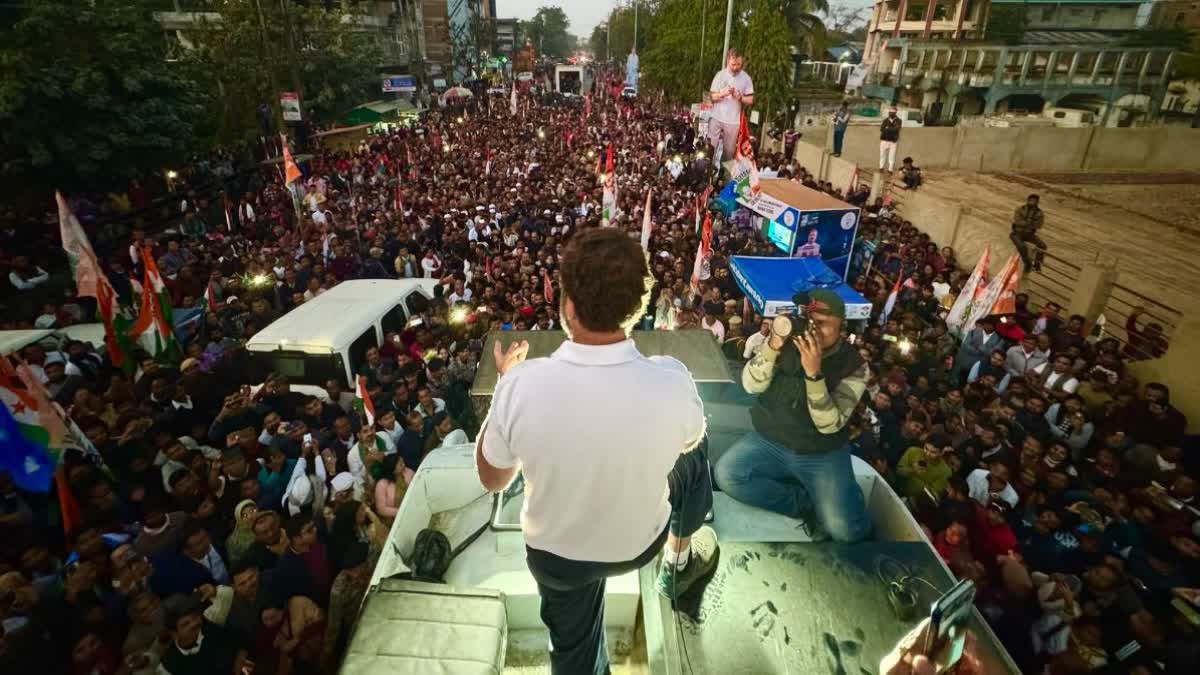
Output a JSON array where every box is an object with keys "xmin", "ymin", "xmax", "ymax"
[{"xmin": 524, "ymin": 446, "xmax": 713, "ymax": 675}]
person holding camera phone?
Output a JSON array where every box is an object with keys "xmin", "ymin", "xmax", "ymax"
[{"xmin": 714, "ymin": 289, "xmax": 872, "ymax": 542}]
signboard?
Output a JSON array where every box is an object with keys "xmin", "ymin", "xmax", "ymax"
[
  {"xmin": 280, "ymin": 92, "xmax": 301, "ymax": 121},
  {"xmin": 383, "ymin": 75, "xmax": 417, "ymax": 93},
  {"xmin": 432, "ymin": 78, "xmax": 447, "ymax": 89},
  {"xmin": 517, "ymin": 71, "xmax": 534, "ymax": 81}
]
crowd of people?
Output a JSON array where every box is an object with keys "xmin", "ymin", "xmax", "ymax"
[{"xmin": 1, "ymin": 63, "xmax": 1196, "ymax": 675}]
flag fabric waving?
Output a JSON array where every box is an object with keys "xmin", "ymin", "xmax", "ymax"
[
  {"xmin": 990, "ymin": 256, "xmax": 1023, "ymax": 317},
  {"xmin": 690, "ymin": 211, "xmax": 714, "ymax": 296},
  {"xmin": 510, "ymin": 83, "xmax": 518, "ymax": 116},
  {"xmin": 542, "ymin": 267, "xmax": 555, "ymax": 305},
  {"xmin": 946, "ymin": 246, "xmax": 991, "ymax": 335},
  {"xmin": 204, "ymin": 281, "xmax": 220, "ymax": 314},
  {"xmin": 879, "ymin": 274, "xmax": 904, "ymax": 327},
  {"xmin": 640, "ymin": 188, "xmax": 654, "ymax": 252},
  {"xmin": 129, "ymin": 247, "xmax": 181, "ymax": 364},
  {"xmin": 355, "ymin": 375, "xmax": 376, "ymax": 427},
  {"xmin": 0, "ymin": 399, "xmax": 55, "ymax": 493},
  {"xmin": 967, "ymin": 255, "xmax": 1021, "ymax": 332},
  {"xmin": 601, "ymin": 143, "xmax": 617, "ymax": 227},
  {"xmin": 57, "ymin": 193, "xmax": 131, "ymax": 368},
  {"xmin": 282, "ymin": 138, "xmax": 302, "ymax": 185}
]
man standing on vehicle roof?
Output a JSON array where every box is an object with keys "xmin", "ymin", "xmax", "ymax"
[
  {"xmin": 709, "ymin": 48, "xmax": 754, "ymax": 162},
  {"xmin": 476, "ymin": 228, "xmax": 718, "ymax": 675},
  {"xmin": 714, "ymin": 290, "xmax": 872, "ymax": 543}
]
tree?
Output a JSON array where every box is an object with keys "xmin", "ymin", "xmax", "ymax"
[
  {"xmin": 642, "ymin": 0, "xmax": 728, "ymax": 101},
  {"xmin": 523, "ymin": 6, "xmax": 572, "ymax": 60},
  {"xmin": 0, "ymin": 0, "xmax": 202, "ymax": 197},
  {"xmin": 182, "ymin": 1, "xmax": 387, "ymax": 146},
  {"xmin": 742, "ymin": 0, "xmax": 796, "ymax": 117}
]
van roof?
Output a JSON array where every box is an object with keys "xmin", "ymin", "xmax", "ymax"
[
  {"xmin": 0, "ymin": 329, "xmax": 55, "ymax": 356},
  {"xmin": 245, "ymin": 279, "xmax": 438, "ymax": 353}
]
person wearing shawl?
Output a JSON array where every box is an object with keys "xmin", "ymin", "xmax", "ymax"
[{"xmin": 224, "ymin": 500, "xmax": 258, "ymax": 567}]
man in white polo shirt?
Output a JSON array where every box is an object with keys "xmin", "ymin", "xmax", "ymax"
[
  {"xmin": 476, "ymin": 228, "xmax": 718, "ymax": 675},
  {"xmin": 709, "ymin": 47, "xmax": 755, "ymax": 162}
]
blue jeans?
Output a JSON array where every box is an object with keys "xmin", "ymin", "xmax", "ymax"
[
  {"xmin": 713, "ymin": 432, "xmax": 871, "ymax": 543},
  {"xmin": 833, "ymin": 127, "xmax": 847, "ymax": 155}
]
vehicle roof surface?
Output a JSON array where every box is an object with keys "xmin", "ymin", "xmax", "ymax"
[
  {"xmin": 0, "ymin": 329, "xmax": 54, "ymax": 356},
  {"xmin": 245, "ymin": 279, "xmax": 437, "ymax": 352},
  {"xmin": 471, "ymin": 329, "xmax": 734, "ymax": 396}
]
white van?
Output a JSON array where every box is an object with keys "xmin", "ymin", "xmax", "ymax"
[
  {"xmin": 0, "ymin": 324, "xmax": 108, "ymax": 357},
  {"xmin": 1043, "ymin": 106, "xmax": 1096, "ymax": 128},
  {"xmin": 244, "ymin": 279, "xmax": 439, "ymax": 397}
]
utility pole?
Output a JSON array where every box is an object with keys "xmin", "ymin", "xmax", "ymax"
[
  {"xmin": 633, "ymin": 1, "xmax": 638, "ymax": 51},
  {"xmin": 278, "ymin": 0, "xmax": 303, "ymax": 97},
  {"xmin": 699, "ymin": 0, "xmax": 707, "ymax": 98},
  {"xmin": 721, "ymin": 0, "xmax": 734, "ymax": 67}
]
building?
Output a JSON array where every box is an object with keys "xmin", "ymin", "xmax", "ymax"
[
  {"xmin": 1147, "ymin": 0, "xmax": 1200, "ymax": 29},
  {"xmin": 494, "ymin": 17, "xmax": 520, "ymax": 59},
  {"xmin": 157, "ymin": 0, "xmax": 417, "ymax": 69},
  {"xmin": 860, "ymin": 0, "xmax": 1178, "ymax": 124}
]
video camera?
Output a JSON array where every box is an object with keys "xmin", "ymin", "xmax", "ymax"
[{"xmin": 770, "ymin": 291, "xmax": 813, "ymax": 339}]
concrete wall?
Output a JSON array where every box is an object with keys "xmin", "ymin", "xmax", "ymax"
[{"xmin": 822, "ymin": 125, "xmax": 1200, "ymax": 172}]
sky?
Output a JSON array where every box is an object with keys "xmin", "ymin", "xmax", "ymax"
[{"xmin": 493, "ymin": 1, "xmax": 876, "ymax": 43}]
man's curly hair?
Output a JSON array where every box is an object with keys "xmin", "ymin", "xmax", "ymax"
[{"xmin": 560, "ymin": 228, "xmax": 653, "ymax": 334}]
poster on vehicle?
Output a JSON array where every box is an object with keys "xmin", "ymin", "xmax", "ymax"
[{"xmin": 280, "ymin": 92, "xmax": 301, "ymax": 121}]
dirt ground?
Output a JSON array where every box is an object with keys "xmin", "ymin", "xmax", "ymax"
[{"xmin": 911, "ymin": 169, "xmax": 1200, "ymax": 311}]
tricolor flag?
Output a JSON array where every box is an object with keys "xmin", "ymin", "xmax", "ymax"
[
  {"xmin": 57, "ymin": 193, "xmax": 131, "ymax": 368},
  {"xmin": 282, "ymin": 138, "xmax": 302, "ymax": 185},
  {"xmin": 690, "ymin": 211, "xmax": 714, "ymax": 296},
  {"xmin": 542, "ymin": 267, "xmax": 555, "ymax": 305},
  {"xmin": 879, "ymin": 274, "xmax": 904, "ymax": 327},
  {"xmin": 1, "ymin": 359, "xmax": 88, "ymax": 505},
  {"xmin": 129, "ymin": 247, "xmax": 181, "ymax": 364},
  {"xmin": 733, "ymin": 112, "xmax": 761, "ymax": 196},
  {"xmin": 989, "ymin": 256, "xmax": 1023, "ymax": 317},
  {"xmin": 601, "ymin": 144, "xmax": 616, "ymax": 227},
  {"xmin": 355, "ymin": 375, "xmax": 375, "ymax": 427},
  {"xmin": 967, "ymin": 255, "xmax": 1021, "ymax": 332},
  {"xmin": 946, "ymin": 246, "xmax": 992, "ymax": 336},
  {"xmin": 204, "ymin": 281, "xmax": 220, "ymax": 314},
  {"xmin": 640, "ymin": 188, "xmax": 653, "ymax": 252}
]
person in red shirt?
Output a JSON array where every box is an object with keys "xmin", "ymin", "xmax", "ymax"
[{"xmin": 973, "ymin": 500, "xmax": 1018, "ymax": 571}]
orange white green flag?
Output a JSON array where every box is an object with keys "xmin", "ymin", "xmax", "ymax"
[{"xmin": 129, "ymin": 247, "xmax": 181, "ymax": 364}]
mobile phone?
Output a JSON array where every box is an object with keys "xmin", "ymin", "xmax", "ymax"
[
  {"xmin": 303, "ymin": 433, "xmax": 314, "ymax": 446},
  {"xmin": 922, "ymin": 578, "xmax": 975, "ymax": 673}
]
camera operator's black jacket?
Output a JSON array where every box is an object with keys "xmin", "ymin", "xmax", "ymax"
[{"xmin": 744, "ymin": 340, "xmax": 867, "ymax": 455}]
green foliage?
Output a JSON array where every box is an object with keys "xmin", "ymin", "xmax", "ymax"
[
  {"xmin": 181, "ymin": 1, "xmax": 387, "ymax": 147},
  {"xmin": 743, "ymin": 0, "xmax": 797, "ymax": 115},
  {"xmin": 0, "ymin": 0, "xmax": 202, "ymax": 194},
  {"xmin": 642, "ymin": 0, "xmax": 728, "ymax": 101},
  {"xmin": 643, "ymin": 0, "xmax": 799, "ymax": 114},
  {"xmin": 523, "ymin": 6, "xmax": 573, "ymax": 60},
  {"xmin": 985, "ymin": 6, "xmax": 1026, "ymax": 45}
]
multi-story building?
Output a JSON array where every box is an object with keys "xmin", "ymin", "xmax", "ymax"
[
  {"xmin": 494, "ymin": 17, "xmax": 521, "ymax": 60},
  {"xmin": 1147, "ymin": 0, "xmax": 1200, "ymax": 29},
  {"xmin": 859, "ymin": 0, "xmax": 1179, "ymax": 124}
]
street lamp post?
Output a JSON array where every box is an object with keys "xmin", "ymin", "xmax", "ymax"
[
  {"xmin": 633, "ymin": 1, "xmax": 638, "ymax": 51},
  {"xmin": 721, "ymin": 0, "xmax": 734, "ymax": 66}
]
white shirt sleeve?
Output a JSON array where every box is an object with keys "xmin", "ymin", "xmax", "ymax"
[
  {"xmin": 480, "ymin": 376, "xmax": 519, "ymax": 469},
  {"xmin": 966, "ymin": 469, "xmax": 990, "ymax": 505},
  {"xmin": 347, "ymin": 444, "xmax": 365, "ymax": 480}
]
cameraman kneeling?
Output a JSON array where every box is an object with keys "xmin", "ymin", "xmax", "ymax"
[{"xmin": 714, "ymin": 289, "xmax": 872, "ymax": 542}]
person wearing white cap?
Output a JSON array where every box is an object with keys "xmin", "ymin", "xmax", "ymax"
[
  {"xmin": 330, "ymin": 471, "xmax": 359, "ymax": 504},
  {"xmin": 879, "ymin": 107, "xmax": 902, "ymax": 172}
]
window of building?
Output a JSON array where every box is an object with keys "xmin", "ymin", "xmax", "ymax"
[{"xmin": 906, "ymin": 3, "xmax": 928, "ymax": 21}]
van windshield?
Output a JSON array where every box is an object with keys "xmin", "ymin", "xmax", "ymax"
[{"xmin": 246, "ymin": 350, "xmax": 345, "ymax": 389}]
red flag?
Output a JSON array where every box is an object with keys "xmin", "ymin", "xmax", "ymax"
[
  {"xmin": 566, "ymin": 130, "xmax": 573, "ymax": 150},
  {"xmin": 604, "ymin": 143, "xmax": 614, "ymax": 174},
  {"xmin": 204, "ymin": 281, "xmax": 219, "ymax": 314},
  {"xmin": 485, "ymin": 255, "xmax": 494, "ymax": 279},
  {"xmin": 542, "ymin": 267, "xmax": 554, "ymax": 305},
  {"xmin": 56, "ymin": 469, "xmax": 82, "ymax": 536}
]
